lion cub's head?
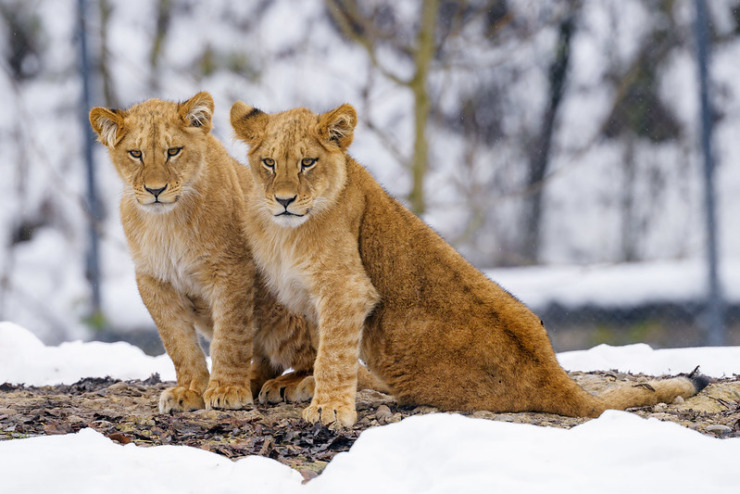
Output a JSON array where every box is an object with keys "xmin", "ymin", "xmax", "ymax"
[
  {"xmin": 230, "ymin": 102, "xmax": 357, "ymax": 228},
  {"xmin": 89, "ymin": 92, "xmax": 214, "ymax": 213}
]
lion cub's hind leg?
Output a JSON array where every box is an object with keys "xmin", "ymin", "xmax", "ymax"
[
  {"xmin": 260, "ymin": 364, "xmax": 390, "ymax": 404},
  {"xmin": 357, "ymin": 364, "xmax": 392, "ymax": 394},
  {"xmin": 249, "ymin": 356, "xmax": 282, "ymax": 398},
  {"xmin": 260, "ymin": 371, "xmax": 315, "ymax": 404},
  {"xmin": 253, "ymin": 287, "xmax": 318, "ymax": 404}
]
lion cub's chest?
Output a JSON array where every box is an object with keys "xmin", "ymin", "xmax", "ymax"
[
  {"xmin": 128, "ymin": 219, "xmax": 202, "ymax": 297},
  {"xmin": 252, "ymin": 239, "xmax": 315, "ymax": 321}
]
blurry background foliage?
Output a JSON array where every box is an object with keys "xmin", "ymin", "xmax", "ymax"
[{"xmin": 0, "ymin": 0, "xmax": 737, "ymax": 352}]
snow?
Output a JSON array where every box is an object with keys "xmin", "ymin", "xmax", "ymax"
[
  {"xmin": 0, "ymin": 322, "xmax": 175, "ymax": 385},
  {"xmin": 558, "ymin": 343, "xmax": 740, "ymax": 377},
  {"xmin": 1, "ymin": 321, "xmax": 739, "ymax": 493},
  {"xmin": 2, "ymin": 1, "xmax": 740, "ymax": 489},
  {"xmin": 488, "ymin": 258, "xmax": 740, "ymax": 311},
  {"xmin": 311, "ymin": 412, "xmax": 739, "ymax": 494},
  {"xmin": 1, "ymin": 428, "xmax": 302, "ymax": 494}
]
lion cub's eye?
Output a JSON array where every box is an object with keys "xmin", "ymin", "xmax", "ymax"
[
  {"xmin": 128, "ymin": 150, "xmax": 142, "ymax": 160},
  {"xmin": 262, "ymin": 158, "xmax": 275, "ymax": 170},
  {"xmin": 301, "ymin": 158, "xmax": 317, "ymax": 170},
  {"xmin": 167, "ymin": 147, "xmax": 182, "ymax": 157}
]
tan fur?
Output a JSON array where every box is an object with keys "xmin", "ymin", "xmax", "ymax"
[
  {"xmin": 230, "ymin": 102, "xmax": 705, "ymax": 427},
  {"xmin": 89, "ymin": 93, "xmax": 333, "ymax": 413}
]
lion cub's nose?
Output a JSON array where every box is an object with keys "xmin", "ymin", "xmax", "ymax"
[
  {"xmin": 275, "ymin": 195, "xmax": 297, "ymax": 209},
  {"xmin": 145, "ymin": 185, "xmax": 167, "ymax": 198}
]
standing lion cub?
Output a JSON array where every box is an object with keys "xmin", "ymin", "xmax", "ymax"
[
  {"xmin": 89, "ymin": 92, "xmax": 325, "ymax": 413},
  {"xmin": 230, "ymin": 101, "xmax": 708, "ymax": 428}
]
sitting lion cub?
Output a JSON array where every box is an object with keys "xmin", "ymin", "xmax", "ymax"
[
  {"xmin": 230, "ymin": 101, "xmax": 709, "ymax": 427},
  {"xmin": 89, "ymin": 93, "xmax": 324, "ymax": 412}
]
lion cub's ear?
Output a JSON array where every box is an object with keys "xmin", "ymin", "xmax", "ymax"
[
  {"xmin": 178, "ymin": 91, "xmax": 214, "ymax": 132},
  {"xmin": 230, "ymin": 101, "xmax": 268, "ymax": 146},
  {"xmin": 318, "ymin": 104, "xmax": 357, "ymax": 150},
  {"xmin": 89, "ymin": 107, "xmax": 126, "ymax": 148}
]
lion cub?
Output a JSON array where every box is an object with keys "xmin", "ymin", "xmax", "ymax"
[
  {"xmin": 230, "ymin": 101, "xmax": 708, "ymax": 427},
  {"xmin": 89, "ymin": 93, "xmax": 322, "ymax": 412}
]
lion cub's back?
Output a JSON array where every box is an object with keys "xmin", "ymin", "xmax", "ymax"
[{"xmin": 349, "ymin": 159, "xmax": 484, "ymax": 306}]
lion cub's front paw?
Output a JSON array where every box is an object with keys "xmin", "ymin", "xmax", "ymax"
[
  {"xmin": 158, "ymin": 386, "xmax": 205, "ymax": 413},
  {"xmin": 302, "ymin": 400, "xmax": 357, "ymax": 428},
  {"xmin": 204, "ymin": 383, "xmax": 253, "ymax": 410},
  {"xmin": 260, "ymin": 374, "xmax": 315, "ymax": 404}
]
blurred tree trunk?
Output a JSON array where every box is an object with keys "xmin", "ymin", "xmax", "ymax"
[
  {"xmin": 0, "ymin": 2, "xmax": 41, "ymax": 80},
  {"xmin": 149, "ymin": 0, "xmax": 172, "ymax": 91},
  {"xmin": 407, "ymin": 0, "xmax": 438, "ymax": 215},
  {"xmin": 620, "ymin": 137, "xmax": 639, "ymax": 262},
  {"xmin": 326, "ymin": 0, "xmax": 439, "ymax": 215},
  {"xmin": 522, "ymin": 8, "xmax": 577, "ymax": 264},
  {"xmin": 98, "ymin": 0, "xmax": 117, "ymax": 107}
]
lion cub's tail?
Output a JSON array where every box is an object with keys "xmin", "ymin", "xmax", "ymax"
[{"xmin": 587, "ymin": 368, "xmax": 710, "ymax": 417}]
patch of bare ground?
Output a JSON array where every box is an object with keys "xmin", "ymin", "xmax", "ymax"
[{"xmin": 1, "ymin": 372, "xmax": 738, "ymax": 478}]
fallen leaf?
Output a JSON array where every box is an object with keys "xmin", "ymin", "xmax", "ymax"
[{"xmin": 107, "ymin": 432, "xmax": 132, "ymax": 444}]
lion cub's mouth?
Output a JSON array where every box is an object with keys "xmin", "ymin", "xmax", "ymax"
[
  {"xmin": 275, "ymin": 211, "xmax": 304, "ymax": 218},
  {"xmin": 272, "ymin": 208, "xmax": 310, "ymax": 227},
  {"xmin": 139, "ymin": 197, "xmax": 178, "ymax": 205},
  {"xmin": 137, "ymin": 185, "xmax": 180, "ymax": 209},
  {"xmin": 136, "ymin": 194, "xmax": 180, "ymax": 212}
]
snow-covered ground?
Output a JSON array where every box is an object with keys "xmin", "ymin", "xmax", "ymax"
[
  {"xmin": 1, "ymin": 321, "xmax": 738, "ymax": 493},
  {"xmin": 490, "ymin": 258, "xmax": 740, "ymax": 311}
]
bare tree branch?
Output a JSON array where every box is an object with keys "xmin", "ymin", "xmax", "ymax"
[{"xmin": 325, "ymin": 0, "xmax": 409, "ymax": 86}]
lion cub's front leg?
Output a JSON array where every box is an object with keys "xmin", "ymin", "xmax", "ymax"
[
  {"xmin": 202, "ymin": 264, "xmax": 255, "ymax": 410},
  {"xmin": 137, "ymin": 275, "xmax": 209, "ymax": 413},
  {"xmin": 302, "ymin": 273, "xmax": 379, "ymax": 428}
]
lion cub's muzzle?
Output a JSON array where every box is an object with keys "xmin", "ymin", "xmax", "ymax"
[
  {"xmin": 138, "ymin": 184, "xmax": 178, "ymax": 207},
  {"xmin": 272, "ymin": 193, "xmax": 309, "ymax": 227}
]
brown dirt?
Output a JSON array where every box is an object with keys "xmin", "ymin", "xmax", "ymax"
[{"xmin": 1, "ymin": 372, "xmax": 739, "ymax": 479}]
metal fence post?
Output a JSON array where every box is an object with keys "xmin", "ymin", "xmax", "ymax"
[
  {"xmin": 77, "ymin": 0, "xmax": 103, "ymax": 322},
  {"xmin": 694, "ymin": 0, "xmax": 725, "ymax": 346}
]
